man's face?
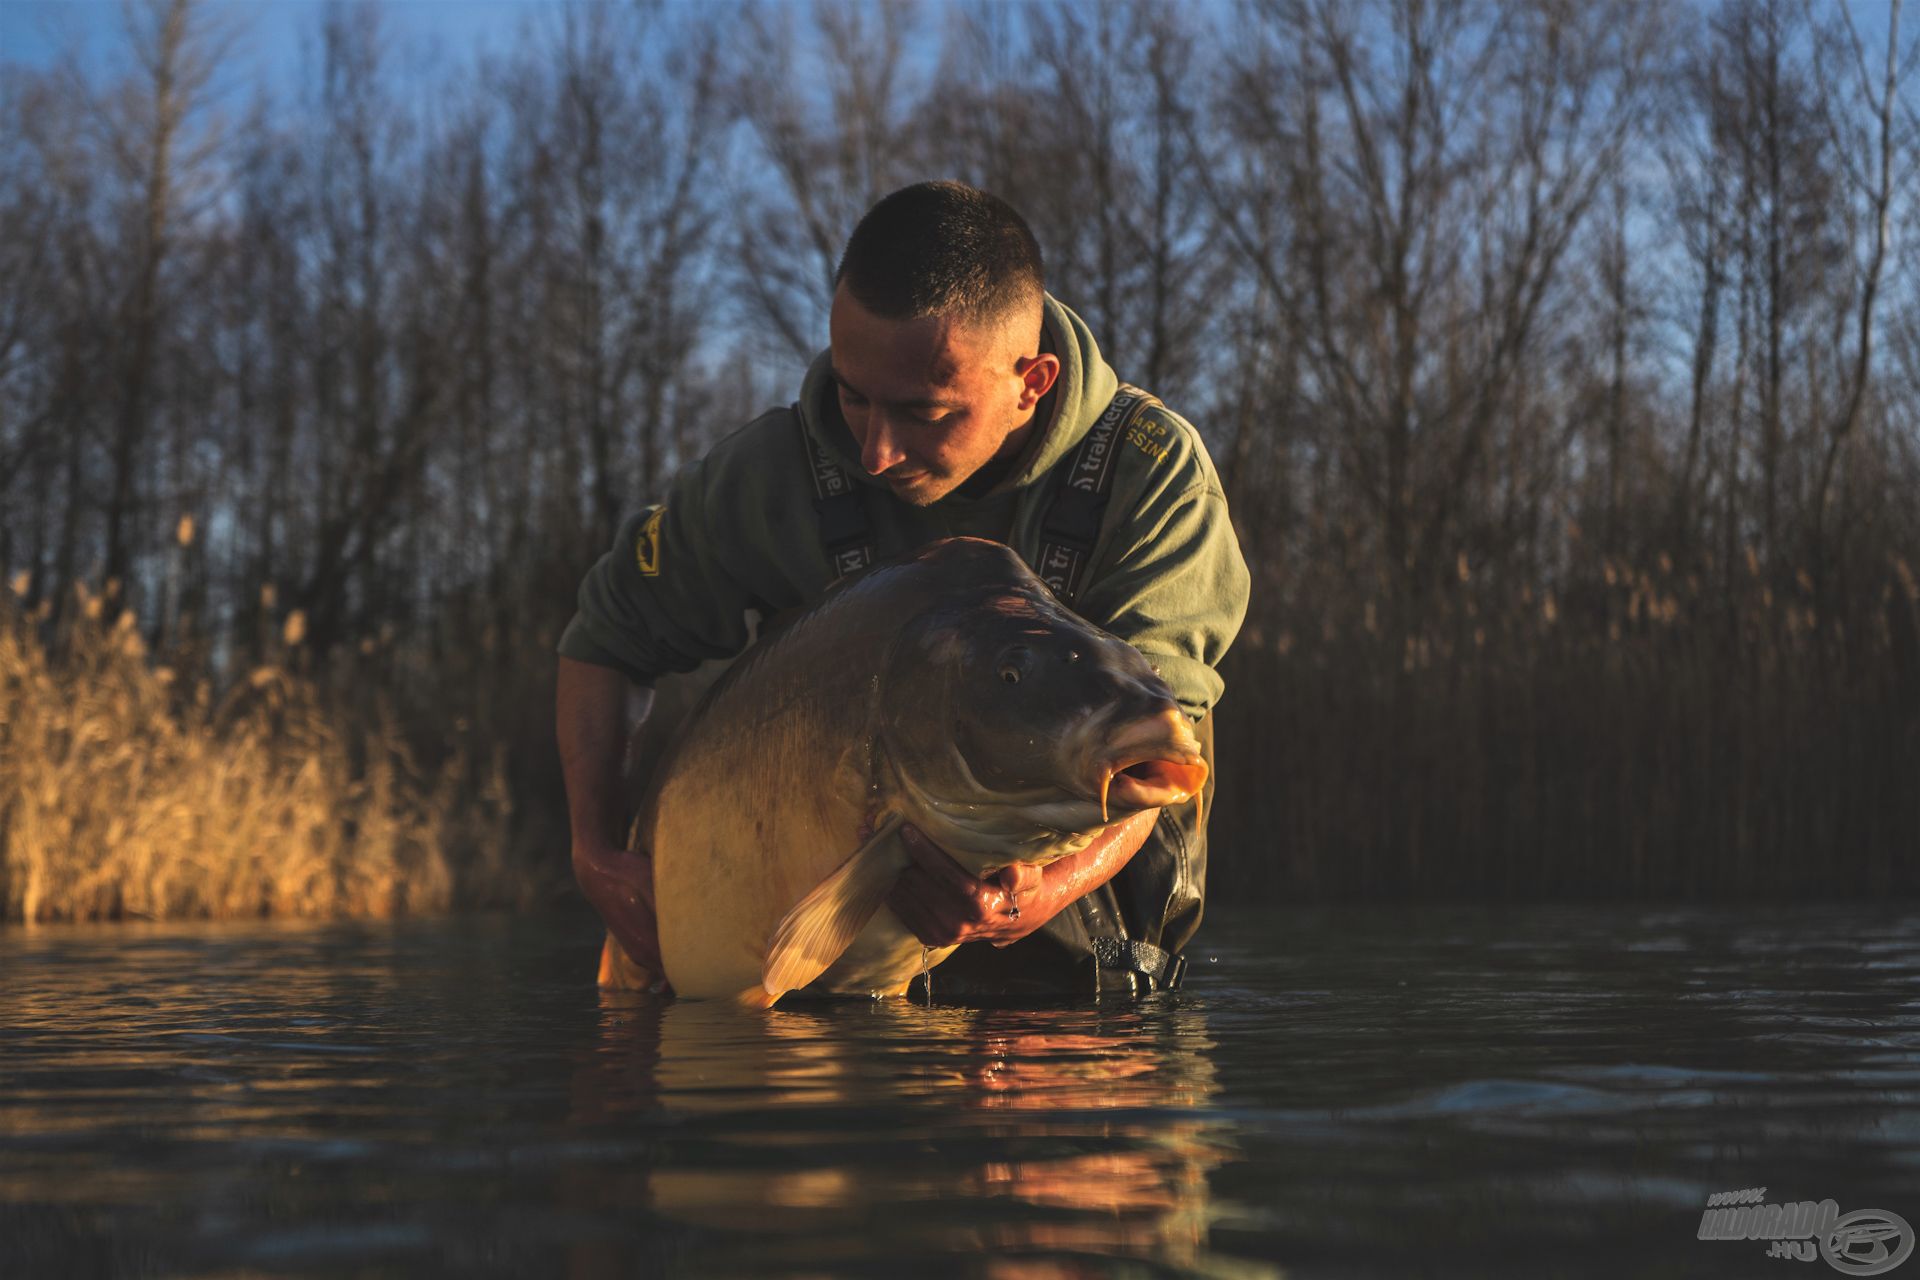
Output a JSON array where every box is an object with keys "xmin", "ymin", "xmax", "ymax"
[{"xmin": 828, "ymin": 285, "xmax": 1055, "ymax": 507}]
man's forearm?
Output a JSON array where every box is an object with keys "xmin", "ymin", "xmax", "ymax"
[
  {"xmin": 555, "ymin": 655, "xmax": 635, "ymax": 851},
  {"xmin": 1032, "ymin": 808, "xmax": 1159, "ymax": 918},
  {"xmin": 558, "ymin": 654, "xmax": 670, "ymax": 984},
  {"xmin": 889, "ymin": 807, "xmax": 1163, "ymax": 949}
]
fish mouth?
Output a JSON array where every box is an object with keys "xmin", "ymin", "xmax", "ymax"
[{"xmin": 1094, "ymin": 709, "xmax": 1208, "ymax": 820}]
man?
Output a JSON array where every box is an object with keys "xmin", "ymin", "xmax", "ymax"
[{"xmin": 557, "ymin": 181, "xmax": 1248, "ymax": 1000}]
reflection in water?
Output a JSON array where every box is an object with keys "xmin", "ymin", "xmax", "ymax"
[
  {"xmin": 569, "ymin": 994, "xmax": 1246, "ymax": 1276},
  {"xmin": 5, "ymin": 907, "xmax": 1920, "ymax": 1277}
]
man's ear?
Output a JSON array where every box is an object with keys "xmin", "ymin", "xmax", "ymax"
[{"xmin": 1014, "ymin": 352, "xmax": 1061, "ymax": 410}]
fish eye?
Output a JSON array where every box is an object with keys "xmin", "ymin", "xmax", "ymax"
[{"xmin": 995, "ymin": 645, "xmax": 1032, "ymax": 685}]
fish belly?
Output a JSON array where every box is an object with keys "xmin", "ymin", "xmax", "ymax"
[{"xmin": 652, "ymin": 770, "xmax": 871, "ymax": 999}]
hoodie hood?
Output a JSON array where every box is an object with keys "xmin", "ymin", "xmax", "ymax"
[{"xmin": 796, "ymin": 294, "xmax": 1121, "ymax": 505}]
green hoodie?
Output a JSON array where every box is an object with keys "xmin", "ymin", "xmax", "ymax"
[{"xmin": 558, "ymin": 295, "xmax": 1249, "ymax": 720}]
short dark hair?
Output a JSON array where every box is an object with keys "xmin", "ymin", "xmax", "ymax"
[{"xmin": 835, "ymin": 181, "xmax": 1044, "ymax": 324}]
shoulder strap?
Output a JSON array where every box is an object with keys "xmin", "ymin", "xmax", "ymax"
[
  {"xmin": 1036, "ymin": 383, "xmax": 1161, "ymax": 606},
  {"xmin": 798, "ymin": 410, "xmax": 876, "ymax": 580}
]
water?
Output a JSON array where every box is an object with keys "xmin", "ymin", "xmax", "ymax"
[{"xmin": 4, "ymin": 906, "xmax": 1918, "ymax": 1278}]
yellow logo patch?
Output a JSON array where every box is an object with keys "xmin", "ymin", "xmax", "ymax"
[
  {"xmin": 635, "ymin": 506, "xmax": 665, "ymax": 577},
  {"xmin": 1126, "ymin": 416, "xmax": 1172, "ymax": 461}
]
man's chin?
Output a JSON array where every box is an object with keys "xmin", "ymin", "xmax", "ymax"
[{"xmin": 886, "ymin": 473, "xmax": 953, "ymax": 507}]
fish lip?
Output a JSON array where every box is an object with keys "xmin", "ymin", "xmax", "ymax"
[
  {"xmin": 1097, "ymin": 754, "xmax": 1209, "ymax": 818},
  {"xmin": 1091, "ymin": 709, "xmax": 1208, "ymax": 819}
]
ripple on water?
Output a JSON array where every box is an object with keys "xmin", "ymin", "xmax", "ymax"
[{"xmin": 1, "ymin": 906, "xmax": 1918, "ymax": 1278}]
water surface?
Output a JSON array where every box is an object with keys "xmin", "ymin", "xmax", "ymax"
[{"xmin": 4, "ymin": 906, "xmax": 1918, "ymax": 1277}]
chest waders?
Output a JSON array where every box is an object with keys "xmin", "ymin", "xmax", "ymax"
[{"xmin": 801, "ymin": 388, "xmax": 1212, "ymax": 1002}]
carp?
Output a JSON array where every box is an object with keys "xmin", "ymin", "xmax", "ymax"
[{"xmin": 645, "ymin": 537, "xmax": 1208, "ymax": 1003}]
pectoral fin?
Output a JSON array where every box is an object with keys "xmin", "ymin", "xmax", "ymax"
[{"xmin": 762, "ymin": 815, "xmax": 908, "ymax": 998}]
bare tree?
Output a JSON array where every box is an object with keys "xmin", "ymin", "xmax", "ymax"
[
  {"xmin": 1207, "ymin": 0, "xmax": 1667, "ymax": 629},
  {"xmin": 1659, "ymin": 39, "xmax": 1730, "ymax": 557},
  {"xmin": 2, "ymin": 0, "xmax": 1917, "ymax": 902},
  {"xmin": 1805, "ymin": 0, "xmax": 1910, "ymax": 586},
  {"xmin": 507, "ymin": 1, "xmax": 721, "ymax": 548},
  {"xmin": 0, "ymin": 73, "xmax": 68, "ymax": 582},
  {"xmin": 95, "ymin": 0, "xmax": 230, "ymax": 593},
  {"xmin": 726, "ymin": 0, "xmax": 930, "ymax": 362},
  {"xmin": 1015, "ymin": 0, "xmax": 1224, "ymax": 398}
]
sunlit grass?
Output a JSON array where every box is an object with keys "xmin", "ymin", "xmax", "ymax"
[{"xmin": 0, "ymin": 587, "xmax": 519, "ymax": 923}]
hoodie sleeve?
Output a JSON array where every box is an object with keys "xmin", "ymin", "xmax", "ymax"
[
  {"xmin": 1072, "ymin": 408, "xmax": 1251, "ymax": 722},
  {"xmin": 556, "ymin": 414, "xmax": 791, "ymax": 683}
]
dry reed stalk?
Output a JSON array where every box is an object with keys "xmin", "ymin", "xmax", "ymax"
[
  {"xmin": 1213, "ymin": 548, "xmax": 1920, "ymax": 902},
  {"xmin": 0, "ymin": 603, "xmax": 511, "ymax": 924}
]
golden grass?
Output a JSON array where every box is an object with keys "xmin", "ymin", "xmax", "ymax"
[{"xmin": 0, "ymin": 591, "xmax": 516, "ymax": 923}]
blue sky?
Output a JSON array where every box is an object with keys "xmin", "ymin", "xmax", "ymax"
[{"xmin": 0, "ymin": 0, "xmax": 540, "ymax": 83}]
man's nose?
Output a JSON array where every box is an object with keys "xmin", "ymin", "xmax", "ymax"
[{"xmin": 860, "ymin": 416, "xmax": 907, "ymax": 475}]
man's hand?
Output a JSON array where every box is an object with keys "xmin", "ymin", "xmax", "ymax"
[
  {"xmin": 887, "ymin": 827, "xmax": 1048, "ymax": 948},
  {"xmin": 885, "ymin": 810, "xmax": 1160, "ymax": 949},
  {"xmin": 571, "ymin": 840, "xmax": 666, "ymax": 982}
]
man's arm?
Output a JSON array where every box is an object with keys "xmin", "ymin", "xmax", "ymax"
[
  {"xmin": 557, "ymin": 420, "xmax": 806, "ymax": 977},
  {"xmin": 556, "ymin": 655, "xmax": 664, "ymax": 976},
  {"xmin": 886, "ymin": 809, "xmax": 1161, "ymax": 948},
  {"xmin": 558, "ymin": 412, "xmax": 810, "ymax": 688},
  {"xmin": 557, "ymin": 656, "xmax": 629, "ymax": 853}
]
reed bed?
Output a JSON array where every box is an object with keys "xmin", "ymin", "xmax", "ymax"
[
  {"xmin": 10, "ymin": 543, "xmax": 1912, "ymax": 919},
  {"xmin": 1214, "ymin": 550, "xmax": 1920, "ymax": 902},
  {"xmin": 0, "ymin": 588, "xmax": 520, "ymax": 923}
]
